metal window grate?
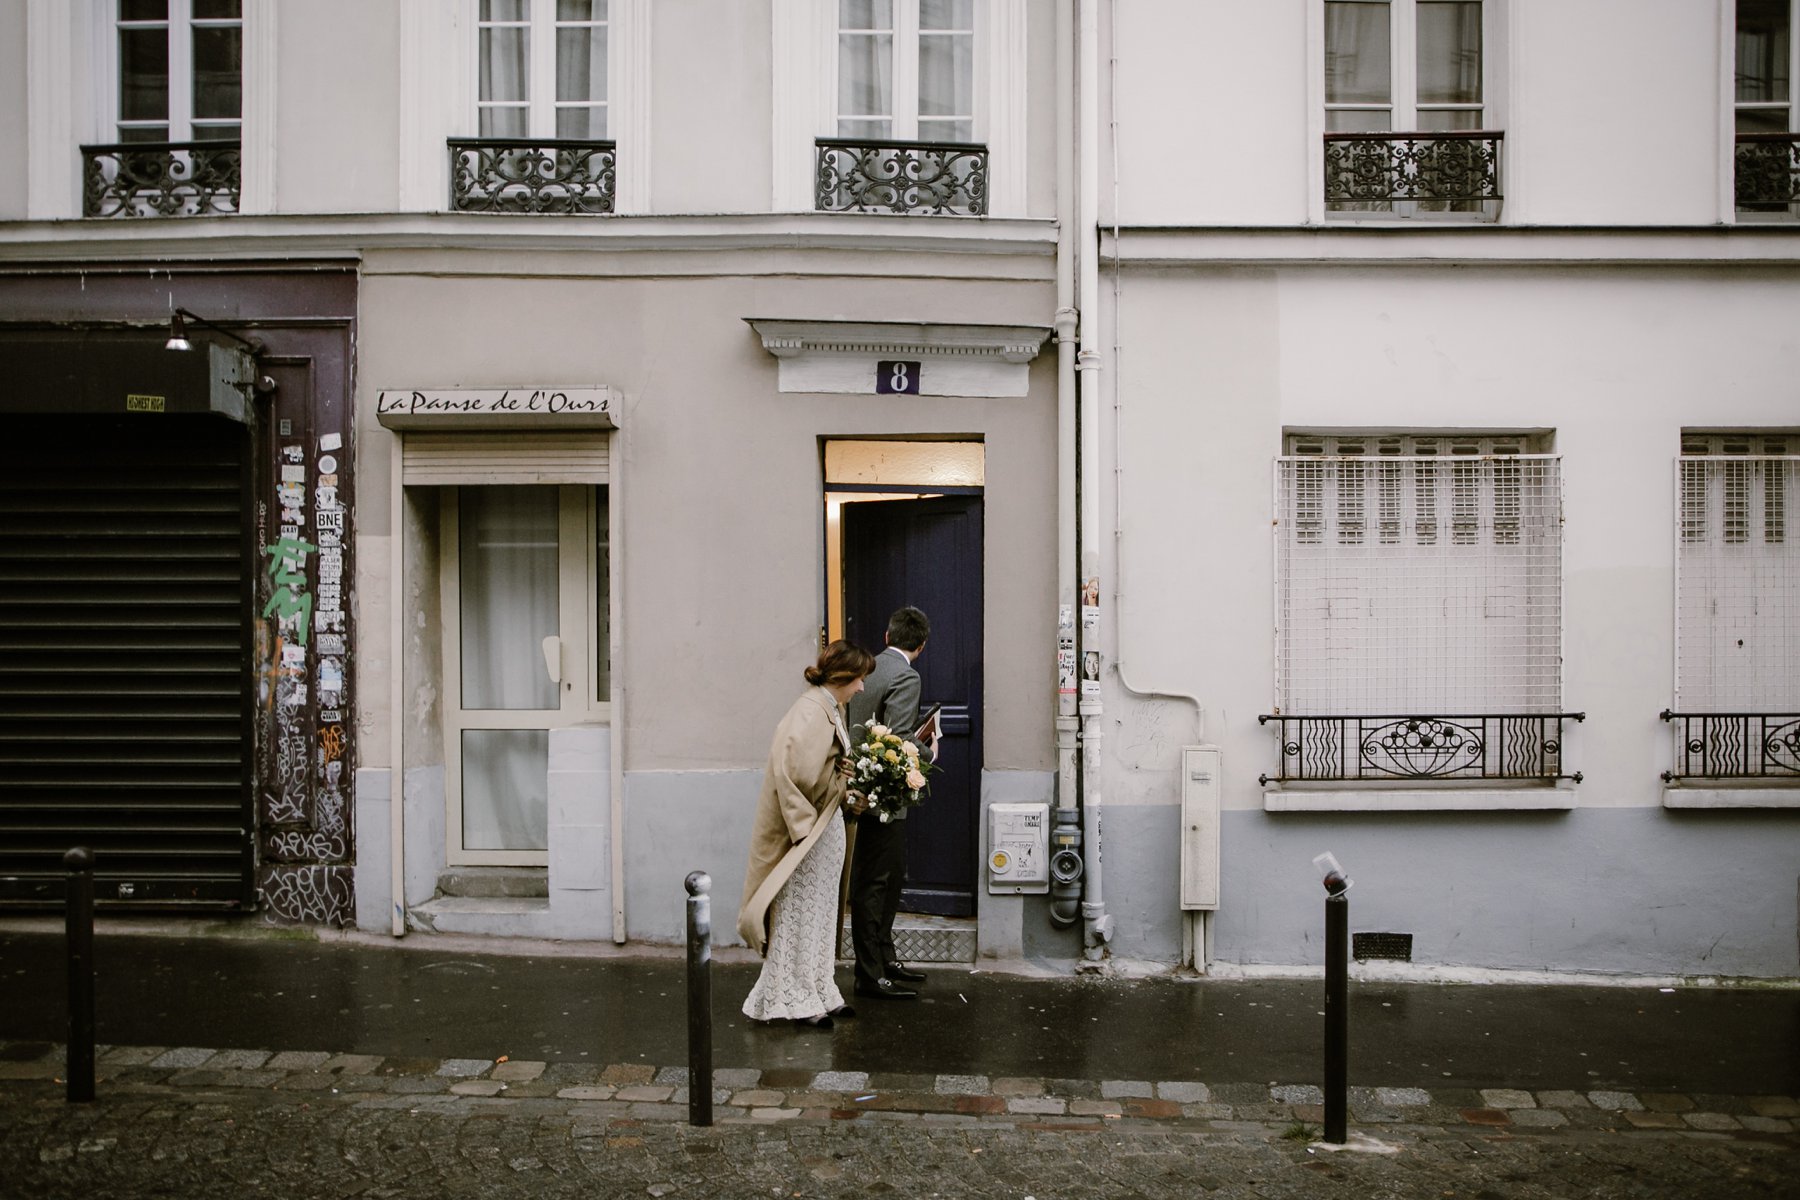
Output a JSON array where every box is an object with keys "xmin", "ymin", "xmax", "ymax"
[
  {"xmin": 1674, "ymin": 435, "xmax": 1799, "ymax": 712},
  {"xmin": 1352, "ymin": 932, "xmax": 1414, "ymax": 962},
  {"xmin": 1275, "ymin": 443, "xmax": 1562, "ymax": 716}
]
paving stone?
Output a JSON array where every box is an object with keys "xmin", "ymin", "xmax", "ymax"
[
  {"xmin": 378, "ymin": 1056, "xmax": 441, "ymax": 1076},
  {"xmin": 167, "ymin": 1069, "xmax": 226, "ymax": 1087},
  {"xmin": 1623, "ymin": 1111, "xmax": 1687, "ymax": 1129},
  {"xmin": 1006, "ymin": 1097, "xmax": 1067, "ymax": 1115},
  {"xmin": 955, "ymin": 1095, "xmax": 1006, "ymax": 1115},
  {"xmin": 752, "ymin": 1072, "xmax": 810, "ymax": 1093},
  {"xmin": 1507, "ymin": 1109, "xmax": 1569, "ymax": 1128},
  {"xmin": 1271, "ymin": 1084, "xmax": 1323, "ymax": 1105},
  {"xmin": 933, "ymin": 1074, "xmax": 988, "ymax": 1095},
  {"xmin": 1537, "ymin": 1089, "xmax": 1591, "ymax": 1109},
  {"xmin": 1046, "ymin": 1077, "xmax": 1103, "ymax": 1100},
  {"xmin": 217, "ymin": 1069, "xmax": 288, "ymax": 1089},
  {"xmin": 436, "ymin": 1058, "xmax": 492, "ymax": 1078},
  {"xmin": 1588, "ymin": 1090, "xmax": 1644, "ymax": 1111},
  {"xmin": 614, "ymin": 1085, "xmax": 675, "ymax": 1102},
  {"xmin": 98, "ymin": 1046, "xmax": 164, "ymax": 1066},
  {"xmin": 712, "ymin": 1068, "xmax": 761, "ymax": 1089},
  {"xmin": 730, "ymin": 1089, "xmax": 785, "ymax": 1106},
  {"xmin": 200, "ymin": 1049, "xmax": 271, "ymax": 1070},
  {"xmin": 277, "ymin": 1072, "xmax": 338, "ymax": 1092},
  {"xmin": 0, "ymin": 1061, "xmax": 61, "ymax": 1080},
  {"xmin": 1682, "ymin": 1112, "xmax": 1741, "ymax": 1131},
  {"xmin": 1740, "ymin": 1115, "xmax": 1795, "ymax": 1133},
  {"xmin": 386, "ymin": 1076, "xmax": 451, "ymax": 1095},
  {"xmin": 748, "ymin": 1107, "xmax": 802, "ymax": 1120},
  {"xmin": 1099, "ymin": 1080, "xmax": 1153, "ymax": 1099},
  {"xmin": 1122, "ymin": 1098, "xmax": 1183, "ymax": 1119},
  {"xmin": 491, "ymin": 1060, "xmax": 545, "ymax": 1083},
  {"xmin": 1479, "ymin": 1088, "xmax": 1534, "ymax": 1109},
  {"xmin": 651, "ymin": 1066, "xmax": 687, "ymax": 1085},
  {"xmin": 600, "ymin": 1063, "xmax": 656, "ymax": 1086},
  {"xmin": 449, "ymin": 1080, "xmax": 506, "ymax": 1097},
  {"xmin": 555, "ymin": 1086, "xmax": 617, "ymax": 1101},
  {"xmin": 1376, "ymin": 1087, "xmax": 1433, "ymax": 1107},
  {"xmin": 626, "ymin": 1102, "xmax": 689, "ymax": 1120},
  {"xmin": 1157, "ymin": 1081, "xmax": 1211, "ymax": 1103},
  {"xmin": 1640, "ymin": 1092, "xmax": 1695, "ymax": 1113},
  {"xmin": 989, "ymin": 1077, "xmax": 1045, "ymax": 1097},
  {"xmin": 812, "ymin": 1071, "xmax": 870, "ymax": 1092},
  {"xmin": 1070, "ymin": 1099, "xmax": 1123, "ymax": 1116},
  {"xmin": 1748, "ymin": 1096, "xmax": 1800, "ymax": 1118},
  {"xmin": 320, "ymin": 1054, "xmax": 385, "ymax": 1075},
  {"xmin": 1350, "ymin": 1104, "xmax": 1404, "ymax": 1122},
  {"xmin": 266, "ymin": 1051, "xmax": 330, "ymax": 1071},
  {"xmin": 149, "ymin": 1047, "xmax": 217, "ymax": 1069},
  {"xmin": 1183, "ymin": 1102, "xmax": 1234, "ymax": 1120}
]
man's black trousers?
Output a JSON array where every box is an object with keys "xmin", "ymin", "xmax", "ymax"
[{"xmin": 849, "ymin": 814, "xmax": 906, "ymax": 987}]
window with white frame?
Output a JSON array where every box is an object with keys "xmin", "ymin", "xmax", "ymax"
[
  {"xmin": 477, "ymin": 0, "xmax": 609, "ymax": 139},
  {"xmin": 114, "ymin": 0, "xmax": 242, "ymax": 143},
  {"xmin": 1675, "ymin": 433, "xmax": 1799, "ymax": 714},
  {"xmin": 1271, "ymin": 434, "xmax": 1568, "ymax": 784},
  {"xmin": 1323, "ymin": 0, "xmax": 1501, "ymax": 215},
  {"xmin": 837, "ymin": 0, "xmax": 976, "ymax": 143},
  {"xmin": 1734, "ymin": 0, "xmax": 1799, "ymax": 215}
]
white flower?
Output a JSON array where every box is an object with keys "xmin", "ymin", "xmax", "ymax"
[
  {"xmin": 877, "ymin": 811, "xmax": 892, "ymax": 823},
  {"xmin": 901, "ymin": 741, "xmax": 918, "ymax": 758},
  {"xmin": 870, "ymin": 724, "xmax": 890, "ymax": 737}
]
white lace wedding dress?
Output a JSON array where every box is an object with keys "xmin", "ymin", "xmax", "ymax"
[{"xmin": 741, "ymin": 814, "xmax": 847, "ymax": 1022}]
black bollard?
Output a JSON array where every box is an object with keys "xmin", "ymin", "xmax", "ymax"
[
  {"xmin": 684, "ymin": 871, "xmax": 713, "ymax": 1127},
  {"xmin": 64, "ymin": 846, "xmax": 96, "ymax": 1103},
  {"xmin": 1322, "ymin": 877, "xmax": 1348, "ymax": 1143}
]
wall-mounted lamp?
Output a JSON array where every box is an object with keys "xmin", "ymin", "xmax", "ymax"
[{"xmin": 164, "ymin": 307, "xmax": 276, "ymax": 395}]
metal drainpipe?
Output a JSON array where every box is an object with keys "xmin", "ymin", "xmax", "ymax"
[
  {"xmin": 1050, "ymin": 0, "xmax": 1081, "ymax": 931},
  {"xmin": 1075, "ymin": 0, "xmax": 1111, "ymax": 960}
]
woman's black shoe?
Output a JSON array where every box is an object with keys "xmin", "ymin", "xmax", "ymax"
[
  {"xmin": 827, "ymin": 1004, "xmax": 857, "ymax": 1019},
  {"xmin": 791, "ymin": 1014, "xmax": 835, "ymax": 1029}
]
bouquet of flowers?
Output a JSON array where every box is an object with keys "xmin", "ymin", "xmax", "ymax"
[{"xmin": 849, "ymin": 722, "xmax": 934, "ymax": 823}]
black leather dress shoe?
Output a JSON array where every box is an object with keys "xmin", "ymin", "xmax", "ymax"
[
  {"xmin": 791, "ymin": 1013, "xmax": 834, "ymax": 1029},
  {"xmin": 884, "ymin": 961, "xmax": 926, "ymax": 983},
  {"xmin": 853, "ymin": 977, "xmax": 919, "ymax": 1000}
]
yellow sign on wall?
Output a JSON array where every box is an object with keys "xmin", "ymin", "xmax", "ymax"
[{"xmin": 125, "ymin": 394, "xmax": 166, "ymax": 412}]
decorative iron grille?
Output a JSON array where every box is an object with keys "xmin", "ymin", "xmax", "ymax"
[
  {"xmin": 1323, "ymin": 131, "xmax": 1503, "ymax": 205},
  {"xmin": 1256, "ymin": 713, "xmax": 1584, "ymax": 784},
  {"xmin": 81, "ymin": 141, "xmax": 241, "ymax": 218},
  {"xmin": 1735, "ymin": 133, "xmax": 1800, "ymax": 210},
  {"xmin": 448, "ymin": 139, "xmax": 616, "ymax": 214},
  {"xmin": 1660, "ymin": 711, "xmax": 1800, "ymax": 781},
  {"xmin": 814, "ymin": 138, "xmax": 987, "ymax": 216}
]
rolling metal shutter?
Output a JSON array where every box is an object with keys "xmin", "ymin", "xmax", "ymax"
[{"xmin": 0, "ymin": 415, "xmax": 254, "ymax": 907}]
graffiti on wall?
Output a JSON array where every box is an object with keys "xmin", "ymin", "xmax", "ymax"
[{"xmin": 255, "ymin": 429, "xmax": 354, "ymax": 926}]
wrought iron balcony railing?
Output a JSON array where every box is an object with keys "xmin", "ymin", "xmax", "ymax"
[
  {"xmin": 1323, "ymin": 130, "xmax": 1503, "ymax": 207},
  {"xmin": 1257, "ymin": 712, "xmax": 1584, "ymax": 785},
  {"xmin": 448, "ymin": 139, "xmax": 616, "ymax": 214},
  {"xmin": 82, "ymin": 141, "xmax": 241, "ymax": 218},
  {"xmin": 1659, "ymin": 710, "xmax": 1800, "ymax": 781},
  {"xmin": 815, "ymin": 138, "xmax": 987, "ymax": 216},
  {"xmin": 1734, "ymin": 133, "xmax": 1800, "ymax": 211}
]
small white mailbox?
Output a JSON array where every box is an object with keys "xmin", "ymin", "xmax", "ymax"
[{"xmin": 987, "ymin": 802, "xmax": 1050, "ymax": 894}]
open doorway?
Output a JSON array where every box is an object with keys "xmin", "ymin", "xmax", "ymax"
[{"xmin": 825, "ymin": 439, "xmax": 983, "ymax": 917}]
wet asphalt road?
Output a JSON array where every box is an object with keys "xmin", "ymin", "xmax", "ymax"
[{"xmin": 1, "ymin": 929, "xmax": 1795, "ymax": 1095}]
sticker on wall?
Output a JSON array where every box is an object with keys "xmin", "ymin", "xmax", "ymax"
[{"xmin": 1081, "ymin": 650, "xmax": 1102, "ymax": 698}]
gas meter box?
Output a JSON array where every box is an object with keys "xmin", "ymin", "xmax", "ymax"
[{"xmin": 987, "ymin": 802, "xmax": 1049, "ymax": 894}]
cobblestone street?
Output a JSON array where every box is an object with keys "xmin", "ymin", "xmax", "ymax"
[{"xmin": 4, "ymin": 1042, "xmax": 1796, "ymax": 1199}]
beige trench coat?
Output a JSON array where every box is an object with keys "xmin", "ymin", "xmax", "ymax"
[{"xmin": 736, "ymin": 687, "xmax": 852, "ymax": 955}]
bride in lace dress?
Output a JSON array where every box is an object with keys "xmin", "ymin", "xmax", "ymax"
[{"xmin": 737, "ymin": 640, "xmax": 877, "ymax": 1030}]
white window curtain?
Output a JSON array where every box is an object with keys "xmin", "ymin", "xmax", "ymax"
[
  {"xmin": 837, "ymin": 0, "xmax": 973, "ymax": 141},
  {"xmin": 478, "ymin": 0, "xmax": 608, "ymax": 139},
  {"xmin": 458, "ymin": 487, "xmax": 559, "ymax": 851}
]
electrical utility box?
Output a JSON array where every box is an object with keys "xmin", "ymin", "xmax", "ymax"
[
  {"xmin": 1180, "ymin": 746, "xmax": 1221, "ymax": 909},
  {"xmin": 987, "ymin": 802, "xmax": 1049, "ymax": 894}
]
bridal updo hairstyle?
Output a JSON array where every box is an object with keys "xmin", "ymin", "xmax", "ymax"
[{"xmin": 805, "ymin": 639, "xmax": 876, "ymax": 688}]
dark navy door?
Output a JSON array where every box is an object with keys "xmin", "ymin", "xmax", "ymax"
[{"xmin": 842, "ymin": 495, "xmax": 982, "ymax": 917}]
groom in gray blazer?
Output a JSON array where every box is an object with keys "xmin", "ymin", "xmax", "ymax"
[{"xmin": 845, "ymin": 606, "xmax": 931, "ymax": 999}]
